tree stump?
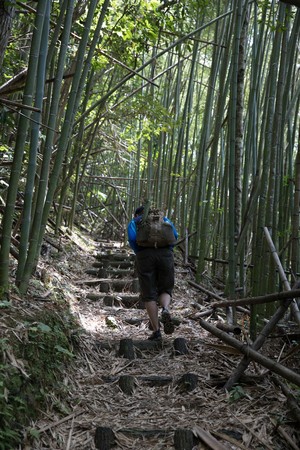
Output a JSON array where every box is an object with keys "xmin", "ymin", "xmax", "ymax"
[
  {"xmin": 173, "ymin": 337, "xmax": 189, "ymax": 355},
  {"xmin": 119, "ymin": 338, "xmax": 135, "ymax": 359},
  {"xmin": 99, "ymin": 281, "xmax": 110, "ymax": 293},
  {"xmin": 177, "ymin": 373, "xmax": 198, "ymax": 392},
  {"xmin": 98, "ymin": 268, "xmax": 107, "ymax": 278},
  {"xmin": 119, "ymin": 375, "xmax": 136, "ymax": 395},
  {"xmin": 94, "ymin": 426, "xmax": 115, "ymax": 449},
  {"xmin": 174, "ymin": 429, "xmax": 195, "ymax": 450}
]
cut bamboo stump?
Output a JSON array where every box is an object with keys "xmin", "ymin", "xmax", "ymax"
[
  {"xmin": 177, "ymin": 373, "xmax": 198, "ymax": 392},
  {"xmin": 174, "ymin": 429, "xmax": 195, "ymax": 450},
  {"xmin": 173, "ymin": 337, "xmax": 189, "ymax": 355},
  {"xmin": 118, "ymin": 374, "xmax": 136, "ymax": 395},
  {"xmin": 119, "ymin": 338, "xmax": 135, "ymax": 360},
  {"xmin": 94, "ymin": 427, "xmax": 115, "ymax": 450}
]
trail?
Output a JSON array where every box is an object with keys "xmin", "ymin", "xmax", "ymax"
[{"xmin": 32, "ymin": 237, "xmax": 299, "ymax": 450}]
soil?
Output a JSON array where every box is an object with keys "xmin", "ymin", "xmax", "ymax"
[{"xmin": 6, "ymin": 231, "xmax": 300, "ymax": 449}]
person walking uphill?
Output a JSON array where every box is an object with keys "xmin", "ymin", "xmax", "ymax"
[{"xmin": 127, "ymin": 205, "xmax": 178, "ymax": 341}]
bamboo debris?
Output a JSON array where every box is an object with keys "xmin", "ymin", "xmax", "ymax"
[
  {"xmin": 271, "ymin": 376, "xmax": 300, "ymax": 423},
  {"xmin": 20, "ymin": 237, "xmax": 299, "ymax": 449},
  {"xmin": 198, "ymin": 318, "xmax": 300, "ymax": 387},
  {"xmin": 234, "ymin": 415, "xmax": 274, "ymax": 450},
  {"xmin": 270, "ymin": 418, "xmax": 300, "ymax": 450},
  {"xmin": 225, "ymin": 292, "xmax": 298, "ymax": 389},
  {"xmin": 211, "ymin": 430, "xmax": 250, "ymax": 450},
  {"xmin": 38, "ymin": 409, "xmax": 86, "ymax": 433},
  {"xmin": 192, "ymin": 425, "xmax": 228, "ymax": 450}
]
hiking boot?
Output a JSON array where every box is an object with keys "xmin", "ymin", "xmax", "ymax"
[
  {"xmin": 161, "ymin": 308, "xmax": 175, "ymax": 335},
  {"xmin": 148, "ymin": 329, "xmax": 162, "ymax": 341}
]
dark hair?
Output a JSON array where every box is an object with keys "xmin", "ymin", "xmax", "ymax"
[{"xmin": 134, "ymin": 205, "xmax": 144, "ymax": 216}]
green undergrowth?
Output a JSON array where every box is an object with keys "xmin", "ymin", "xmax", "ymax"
[{"xmin": 0, "ymin": 300, "xmax": 81, "ymax": 450}]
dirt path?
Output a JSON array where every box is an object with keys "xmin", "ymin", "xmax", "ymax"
[{"xmin": 31, "ymin": 238, "xmax": 299, "ymax": 450}]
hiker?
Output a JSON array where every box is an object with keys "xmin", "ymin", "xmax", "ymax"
[{"xmin": 127, "ymin": 205, "xmax": 178, "ymax": 340}]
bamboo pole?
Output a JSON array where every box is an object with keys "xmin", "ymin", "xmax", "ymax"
[
  {"xmin": 263, "ymin": 226, "xmax": 300, "ymax": 326},
  {"xmin": 210, "ymin": 289, "xmax": 300, "ymax": 308}
]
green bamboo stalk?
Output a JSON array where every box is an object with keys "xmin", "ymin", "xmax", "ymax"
[
  {"xmin": 195, "ymin": 4, "xmax": 233, "ymax": 277},
  {"xmin": 18, "ymin": 0, "xmax": 76, "ymax": 294},
  {"xmin": 16, "ymin": 1, "xmax": 50, "ymax": 284},
  {"xmin": 0, "ymin": 0, "xmax": 48, "ymax": 291}
]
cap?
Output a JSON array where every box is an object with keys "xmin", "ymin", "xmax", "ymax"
[{"xmin": 134, "ymin": 205, "xmax": 144, "ymax": 216}]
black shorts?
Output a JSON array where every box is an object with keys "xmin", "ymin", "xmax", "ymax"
[{"xmin": 135, "ymin": 247, "xmax": 175, "ymax": 302}]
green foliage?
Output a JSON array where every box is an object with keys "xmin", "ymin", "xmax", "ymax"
[
  {"xmin": 228, "ymin": 385, "xmax": 247, "ymax": 402},
  {"xmin": 0, "ymin": 309, "xmax": 79, "ymax": 449}
]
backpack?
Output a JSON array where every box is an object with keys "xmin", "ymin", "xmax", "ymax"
[{"xmin": 136, "ymin": 208, "xmax": 176, "ymax": 248}]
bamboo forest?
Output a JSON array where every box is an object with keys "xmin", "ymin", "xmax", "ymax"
[{"xmin": 0, "ymin": 0, "xmax": 300, "ymax": 449}]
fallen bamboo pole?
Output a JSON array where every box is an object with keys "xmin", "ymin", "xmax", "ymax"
[
  {"xmin": 199, "ymin": 318, "xmax": 300, "ymax": 387},
  {"xmin": 210, "ymin": 289, "xmax": 300, "ymax": 309},
  {"xmin": 188, "ymin": 280, "xmax": 224, "ymax": 301},
  {"xmin": 224, "ymin": 296, "xmax": 295, "ymax": 391}
]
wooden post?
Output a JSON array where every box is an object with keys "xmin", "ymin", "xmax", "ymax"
[
  {"xmin": 119, "ymin": 338, "xmax": 135, "ymax": 360},
  {"xmin": 174, "ymin": 429, "xmax": 195, "ymax": 450},
  {"xmin": 94, "ymin": 427, "xmax": 115, "ymax": 450},
  {"xmin": 173, "ymin": 337, "xmax": 189, "ymax": 355},
  {"xmin": 119, "ymin": 375, "xmax": 135, "ymax": 395},
  {"xmin": 177, "ymin": 373, "xmax": 198, "ymax": 392}
]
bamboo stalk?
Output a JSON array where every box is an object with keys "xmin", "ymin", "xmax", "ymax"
[
  {"xmin": 263, "ymin": 227, "xmax": 300, "ymax": 326},
  {"xmin": 210, "ymin": 289, "xmax": 300, "ymax": 308}
]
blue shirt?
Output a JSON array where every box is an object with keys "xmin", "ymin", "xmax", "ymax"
[{"xmin": 127, "ymin": 215, "xmax": 178, "ymax": 254}]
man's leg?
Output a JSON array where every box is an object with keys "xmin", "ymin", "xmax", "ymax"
[
  {"xmin": 145, "ymin": 300, "xmax": 159, "ymax": 331},
  {"xmin": 159, "ymin": 292, "xmax": 174, "ymax": 335},
  {"xmin": 158, "ymin": 292, "xmax": 171, "ymax": 310}
]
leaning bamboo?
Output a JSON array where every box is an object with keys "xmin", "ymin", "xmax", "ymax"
[
  {"xmin": 199, "ymin": 318, "xmax": 300, "ymax": 387},
  {"xmin": 263, "ymin": 226, "xmax": 300, "ymax": 326},
  {"xmin": 210, "ymin": 288, "xmax": 300, "ymax": 308}
]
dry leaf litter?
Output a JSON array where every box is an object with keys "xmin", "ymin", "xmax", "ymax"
[{"xmin": 3, "ymin": 231, "xmax": 300, "ymax": 450}]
